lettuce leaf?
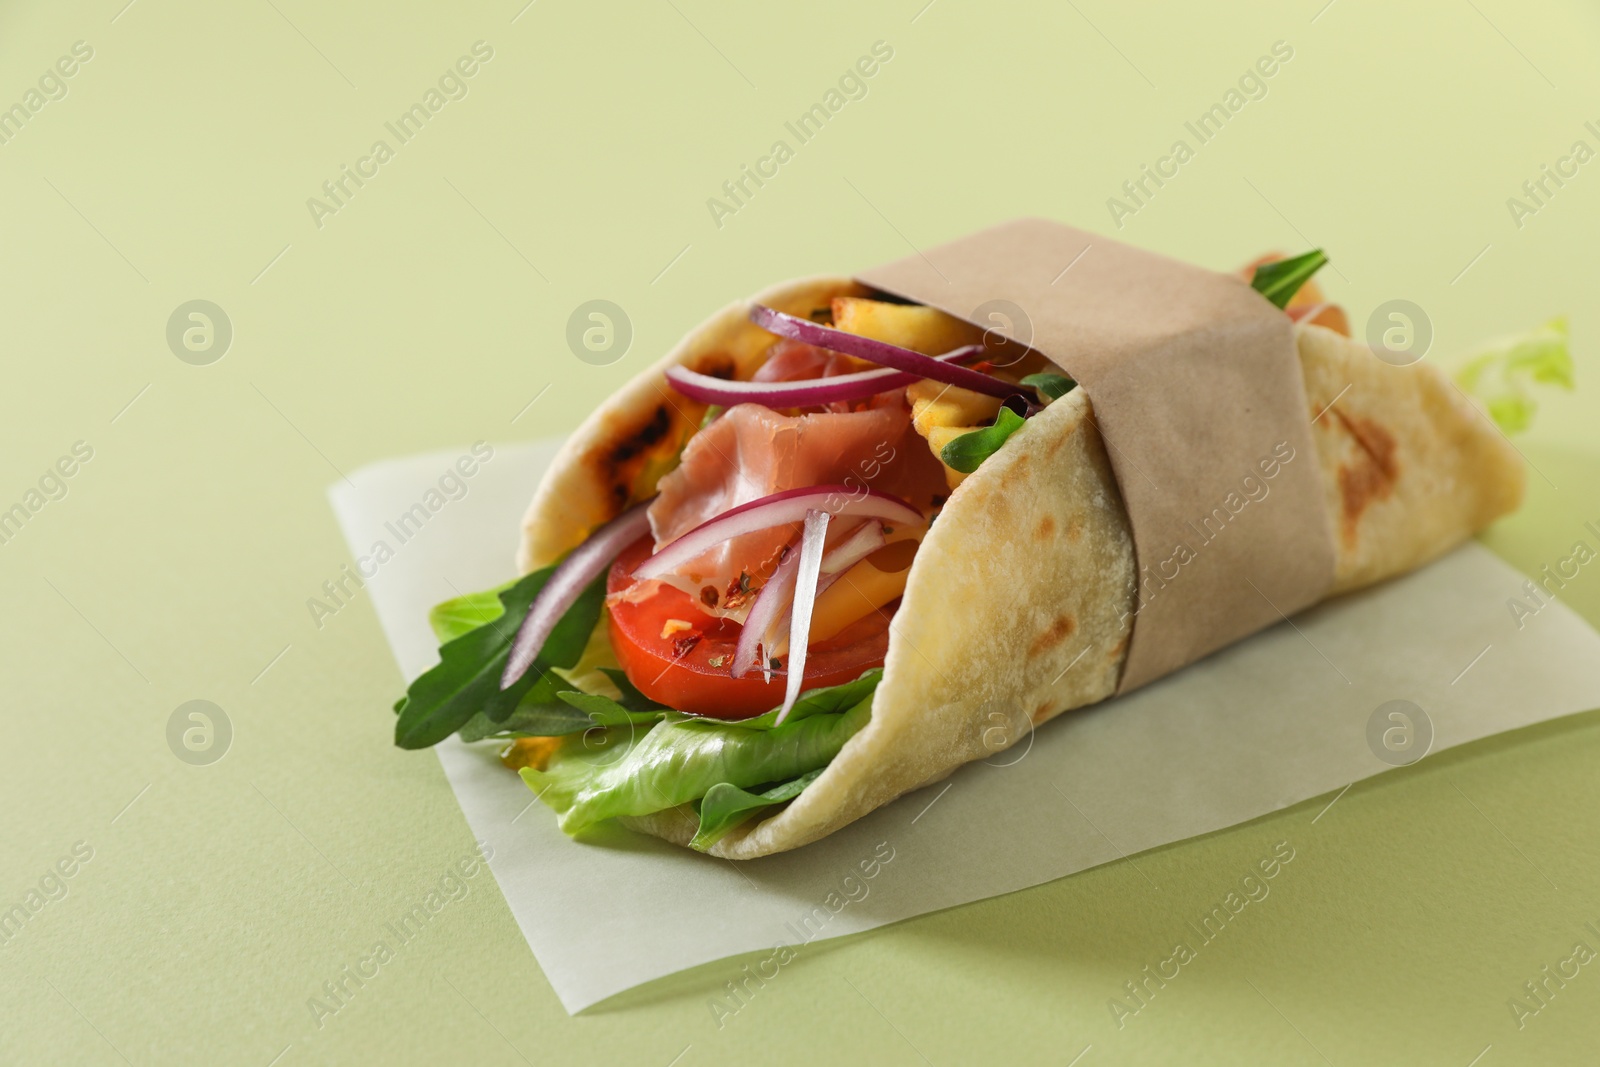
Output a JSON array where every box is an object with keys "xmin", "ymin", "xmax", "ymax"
[
  {"xmin": 692, "ymin": 769, "xmax": 824, "ymax": 851},
  {"xmin": 429, "ymin": 581, "xmax": 516, "ymax": 644},
  {"xmin": 1455, "ymin": 317, "xmax": 1574, "ymax": 434},
  {"xmin": 546, "ymin": 617, "xmax": 626, "ymax": 700},
  {"xmin": 401, "ymin": 574, "xmax": 883, "ymax": 842},
  {"xmin": 521, "ymin": 693, "xmax": 873, "ymax": 835},
  {"xmin": 722, "ymin": 668, "xmax": 882, "ymax": 730}
]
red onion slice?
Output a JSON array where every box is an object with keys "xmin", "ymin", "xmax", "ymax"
[
  {"xmin": 769, "ymin": 520, "xmax": 894, "ymax": 659},
  {"xmin": 632, "ymin": 485, "xmax": 923, "ymax": 581},
  {"xmin": 500, "ymin": 501, "xmax": 653, "ymax": 690},
  {"xmin": 754, "ymin": 520, "xmax": 885, "ymax": 669},
  {"xmin": 775, "ymin": 509, "xmax": 831, "ymax": 724},
  {"xmin": 821, "ymin": 520, "xmax": 885, "ymax": 575},
  {"xmin": 731, "ymin": 539, "xmax": 801, "ymax": 680},
  {"xmin": 664, "ymin": 345, "xmax": 983, "ymax": 409},
  {"xmin": 750, "ymin": 304, "xmax": 1025, "ymax": 403}
]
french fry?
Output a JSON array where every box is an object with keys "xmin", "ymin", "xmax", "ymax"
[
  {"xmin": 832, "ymin": 297, "xmax": 984, "ymax": 354},
  {"xmin": 906, "ymin": 379, "xmax": 1004, "ymax": 437}
]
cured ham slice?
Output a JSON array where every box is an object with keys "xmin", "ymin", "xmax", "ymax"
[
  {"xmin": 640, "ymin": 398, "xmax": 946, "ymax": 621},
  {"xmin": 750, "ymin": 338, "xmax": 865, "ymax": 384}
]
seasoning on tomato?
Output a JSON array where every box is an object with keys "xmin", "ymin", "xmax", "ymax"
[{"xmin": 605, "ymin": 536, "xmax": 893, "ymax": 719}]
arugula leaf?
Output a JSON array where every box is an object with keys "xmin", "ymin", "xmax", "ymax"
[
  {"xmin": 456, "ymin": 684, "xmax": 664, "ymax": 743},
  {"xmin": 480, "ymin": 667, "xmax": 880, "ymax": 744},
  {"xmin": 522, "ymin": 695, "xmax": 873, "ymax": 834},
  {"xmin": 393, "ymin": 568, "xmax": 606, "ymax": 749},
  {"xmin": 458, "ymin": 698, "xmax": 595, "ymax": 742},
  {"xmin": 395, "ymin": 569, "xmax": 544, "ymax": 749},
  {"xmin": 1250, "ymin": 250, "xmax": 1328, "ymax": 309},
  {"xmin": 556, "ymin": 691, "xmax": 666, "ymax": 727},
  {"xmin": 692, "ymin": 769, "xmax": 824, "ymax": 851},
  {"xmin": 598, "ymin": 668, "xmax": 658, "ymax": 713},
  {"xmin": 1021, "ymin": 372, "xmax": 1076, "ymax": 401},
  {"xmin": 1455, "ymin": 317, "xmax": 1574, "ymax": 434},
  {"xmin": 939, "ymin": 407, "xmax": 1026, "ymax": 474}
]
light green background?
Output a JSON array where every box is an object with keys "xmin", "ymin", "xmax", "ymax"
[{"xmin": 2, "ymin": 0, "xmax": 1598, "ymax": 1063}]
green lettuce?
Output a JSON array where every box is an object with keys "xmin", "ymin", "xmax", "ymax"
[
  {"xmin": 429, "ymin": 581, "xmax": 516, "ymax": 643},
  {"xmin": 521, "ymin": 693, "xmax": 871, "ymax": 839},
  {"xmin": 1455, "ymin": 317, "xmax": 1574, "ymax": 434},
  {"xmin": 398, "ymin": 567, "xmax": 882, "ymax": 846},
  {"xmin": 692, "ymin": 769, "xmax": 824, "ymax": 851},
  {"xmin": 720, "ymin": 668, "xmax": 881, "ymax": 729}
]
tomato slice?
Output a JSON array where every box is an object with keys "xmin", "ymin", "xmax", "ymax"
[{"xmin": 605, "ymin": 536, "xmax": 893, "ymax": 719}]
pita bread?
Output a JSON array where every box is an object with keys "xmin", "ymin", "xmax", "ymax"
[{"xmin": 518, "ymin": 279, "xmax": 1524, "ymax": 858}]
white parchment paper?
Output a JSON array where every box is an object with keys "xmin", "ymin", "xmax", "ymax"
[{"xmin": 329, "ymin": 441, "xmax": 1600, "ymax": 1013}]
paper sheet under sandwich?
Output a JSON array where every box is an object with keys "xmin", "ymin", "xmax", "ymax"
[{"xmin": 329, "ymin": 441, "xmax": 1600, "ymax": 1014}]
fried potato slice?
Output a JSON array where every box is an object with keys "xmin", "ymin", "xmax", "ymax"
[{"xmin": 831, "ymin": 296, "xmax": 985, "ymax": 354}]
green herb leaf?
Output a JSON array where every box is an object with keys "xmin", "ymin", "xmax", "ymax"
[
  {"xmin": 692, "ymin": 769, "xmax": 824, "ymax": 851},
  {"xmin": 1020, "ymin": 372, "xmax": 1076, "ymax": 401},
  {"xmin": 700, "ymin": 404, "xmax": 725, "ymax": 429},
  {"xmin": 598, "ymin": 668, "xmax": 659, "ymax": 713},
  {"xmin": 458, "ymin": 698, "xmax": 595, "ymax": 742},
  {"xmin": 458, "ymin": 686, "xmax": 665, "ymax": 744},
  {"xmin": 1455, "ymin": 317, "xmax": 1574, "ymax": 434},
  {"xmin": 729, "ymin": 667, "xmax": 882, "ymax": 730},
  {"xmin": 1250, "ymin": 249, "xmax": 1328, "ymax": 309},
  {"xmin": 428, "ymin": 580, "xmax": 516, "ymax": 644},
  {"xmin": 939, "ymin": 407, "xmax": 1026, "ymax": 474},
  {"xmin": 393, "ymin": 568, "xmax": 606, "ymax": 749},
  {"xmin": 521, "ymin": 695, "xmax": 873, "ymax": 835},
  {"xmin": 556, "ymin": 690, "xmax": 666, "ymax": 727}
]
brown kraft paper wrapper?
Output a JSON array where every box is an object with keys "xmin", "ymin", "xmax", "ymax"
[{"xmin": 857, "ymin": 217, "xmax": 1338, "ymax": 693}]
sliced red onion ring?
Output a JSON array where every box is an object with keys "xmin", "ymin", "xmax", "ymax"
[
  {"xmin": 775, "ymin": 509, "xmax": 831, "ymax": 724},
  {"xmin": 821, "ymin": 520, "xmax": 885, "ymax": 575},
  {"xmin": 632, "ymin": 485, "xmax": 923, "ymax": 582},
  {"xmin": 731, "ymin": 539, "xmax": 801, "ymax": 680},
  {"xmin": 750, "ymin": 304, "xmax": 1025, "ymax": 403},
  {"xmin": 759, "ymin": 520, "xmax": 887, "ymax": 668},
  {"xmin": 664, "ymin": 345, "xmax": 983, "ymax": 409},
  {"xmin": 500, "ymin": 501, "xmax": 653, "ymax": 690},
  {"xmin": 811, "ymin": 523, "xmax": 888, "ymax": 603}
]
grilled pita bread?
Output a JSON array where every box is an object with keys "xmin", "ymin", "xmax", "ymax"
[{"xmin": 518, "ymin": 278, "xmax": 1524, "ymax": 858}]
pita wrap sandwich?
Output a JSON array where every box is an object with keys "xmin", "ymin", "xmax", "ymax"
[{"xmin": 393, "ymin": 223, "xmax": 1537, "ymax": 859}]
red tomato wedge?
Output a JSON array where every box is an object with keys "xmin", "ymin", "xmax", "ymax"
[{"xmin": 606, "ymin": 536, "xmax": 893, "ymax": 719}]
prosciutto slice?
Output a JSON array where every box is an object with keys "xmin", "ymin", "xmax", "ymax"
[
  {"xmin": 751, "ymin": 338, "xmax": 864, "ymax": 386},
  {"xmin": 641, "ymin": 398, "xmax": 947, "ymax": 622}
]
